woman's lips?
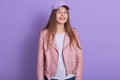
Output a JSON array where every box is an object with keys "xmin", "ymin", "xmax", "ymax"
[{"xmin": 59, "ymin": 17, "xmax": 66, "ymax": 21}]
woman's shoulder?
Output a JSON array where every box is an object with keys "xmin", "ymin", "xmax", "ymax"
[
  {"xmin": 39, "ymin": 29, "xmax": 48, "ymax": 37},
  {"xmin": 40, "ymin": 29, "xmax": 48, "ymax": 34},
  {"xmin": 72, "ymin": 27, "xmax": 79, "ymax": 34}
]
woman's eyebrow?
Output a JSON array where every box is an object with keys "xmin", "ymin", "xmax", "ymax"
[{"xmin": 57, "ymin": 9, "xmax": 61, "ymax": 11}]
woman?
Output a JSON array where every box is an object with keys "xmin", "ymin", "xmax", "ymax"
[{"xmin": 37, "ymin": 1, "xmax": 83, "ymax": 80}]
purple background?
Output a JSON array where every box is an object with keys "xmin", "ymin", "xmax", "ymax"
[{"xmin": 0, "ymin": 0, "xmax": 120, "ymax": 80}]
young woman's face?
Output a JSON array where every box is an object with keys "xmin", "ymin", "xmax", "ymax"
[{"xmin": 56, "ymin": 6, "xmax": 68, "ymax": 24}]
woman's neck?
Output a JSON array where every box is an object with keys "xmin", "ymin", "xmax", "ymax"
[{"xmin": 56, "ymin": 23, "xmax": 65, "ymax": 33}]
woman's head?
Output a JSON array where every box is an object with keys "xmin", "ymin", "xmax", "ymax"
[
  {"xmin": 51, "ymin": 1, "xmax": 70, "ymax": 25},
  {"xmin": 44, "ymin": 1, "xmax": 70, "ymax": 32}
]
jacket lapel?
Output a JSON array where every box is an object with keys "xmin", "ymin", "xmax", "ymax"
[{"xmin": 49, "ymin": 35, "xmax": 58, "ymax": 51}]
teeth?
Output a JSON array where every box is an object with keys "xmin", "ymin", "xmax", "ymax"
[{"xmin": 59, "ymin": 18, "xmax": 65, "ymax": 20}]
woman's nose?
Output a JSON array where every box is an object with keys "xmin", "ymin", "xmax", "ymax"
[{"xmin": 61, "ymin": 12, "xmax": 64, "ymax": 16}]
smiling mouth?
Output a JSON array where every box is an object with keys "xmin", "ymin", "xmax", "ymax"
[{"xmin": 59, "ymin": 18, "xmax": 66, "ymax": 21}]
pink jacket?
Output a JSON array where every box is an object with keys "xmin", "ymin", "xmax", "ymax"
[{"xmin": 37, "ymin": 28, "xmax": 83, "ymax": 80}]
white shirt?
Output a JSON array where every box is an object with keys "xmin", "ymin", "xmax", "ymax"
[{"xmin": 51, "ymin": 32, "xmax": 75, "ymax": 80}]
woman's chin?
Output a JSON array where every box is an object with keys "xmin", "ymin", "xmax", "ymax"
[{"xmin": 57, "ymin": 21, "xmax": 67, "ymax": 24}]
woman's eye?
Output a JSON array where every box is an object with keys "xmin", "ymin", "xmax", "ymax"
[
  {"xmin": 57, "ymin": 11, "xmax": 61, "ymax": 13},
  {"xmin": 64, "ymin": 11, "xmax": 68, "ymax": 14},
  {"xmin": 57, "ymin": 11, "xmax": 68, "ymax": 14}
]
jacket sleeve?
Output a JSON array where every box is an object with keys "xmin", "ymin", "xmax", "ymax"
[
  {"xmin": 74, "ymin": 29, "xmax": 84, "ymax": 80},
  {"xmin": 36, "ymin": 31, "xmax": 45, "ymax": 80}
]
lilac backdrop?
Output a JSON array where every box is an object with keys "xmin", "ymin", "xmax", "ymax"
[{"xmin": 0, "ymin": 0, "xmax": 120, "ymax": 80}]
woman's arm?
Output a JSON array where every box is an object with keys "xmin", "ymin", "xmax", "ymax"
[
  {"xmin": 36, "ymin": 31, "xmax": 45, "ymax": 80},
  {"xmin": 74, "ymin": 29, "xmax": 84, "ymax": 80}
]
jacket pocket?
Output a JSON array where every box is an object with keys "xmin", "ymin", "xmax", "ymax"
[{"xmin": 68, "ymin": 59, "xmax": 76, "ymax": 69}]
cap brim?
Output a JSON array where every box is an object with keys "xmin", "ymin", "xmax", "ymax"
[{"xmin": 62, "ymin": 5, "xmax": 70, "ymax": 10}]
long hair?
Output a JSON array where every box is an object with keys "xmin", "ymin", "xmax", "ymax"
[{"xmin": 43, "ymin": 6, "xmax": 81, "ymax": 49}]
